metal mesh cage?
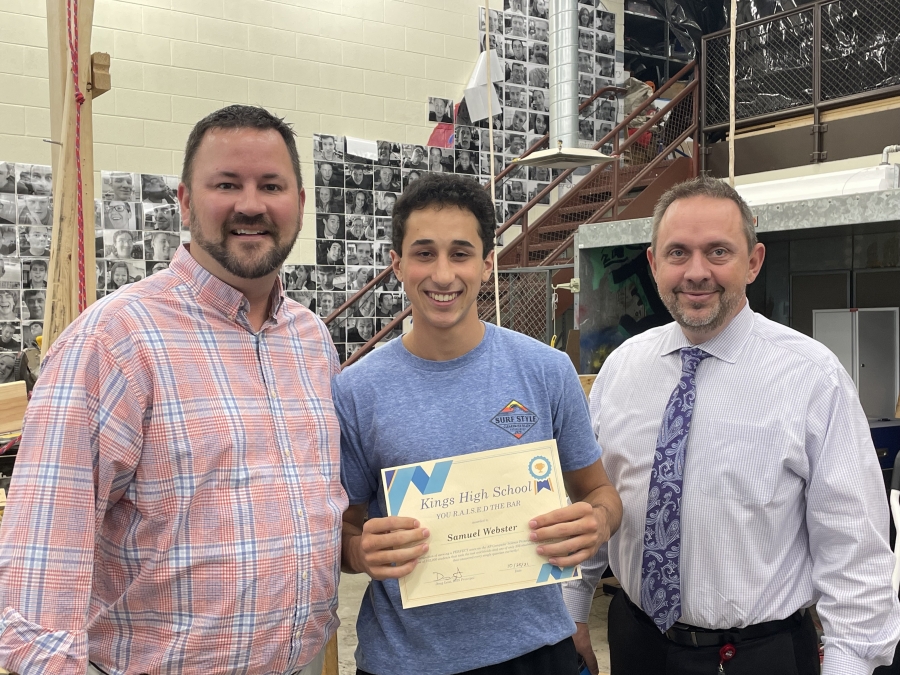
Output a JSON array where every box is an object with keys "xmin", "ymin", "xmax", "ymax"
[
  {"xmin": 820, "ymin": 0, "xmax": 900, "ymax": 101},
  {"xmin": 704, "ymin": 9, "xmax": 814, "ymax": 128},
  {"xmin": 477, "ymin": 269, "xmax": 552, "ymax": 343}
]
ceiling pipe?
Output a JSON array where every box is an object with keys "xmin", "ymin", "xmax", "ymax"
[{"xmin": 549, "ymin": 0, "xmax": 579, "ymax": 151}]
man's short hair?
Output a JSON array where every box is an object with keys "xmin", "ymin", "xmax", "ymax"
[
  {"xmin": 29, "ymin": 259, "xmax": 47, "ymax": 271},
  {"xmin": 391, "ymin": 173, "xmax": 495, "ymax": 259},
  {"xmin": 651, "ymin": 176, "xmax": 756, "ymax": 252},
  {"xmin": 113, "ymin": 230, "xmax": 134, "ymax": 244},
  {"xmin": 182, "ymin": 105, "xmax": 303, "ymax": 192}
]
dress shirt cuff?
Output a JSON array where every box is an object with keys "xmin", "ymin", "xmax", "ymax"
[
  {"xmin": 821, "ymin": 647, "xmax": 876, "ymax": 675},
  {"xmin": 562, "ymin": 579, "xmax": 596, "ymax": 624},
  {"xmin": 0, "ymin": 607, "xmax": 86, "ymax": 675}
]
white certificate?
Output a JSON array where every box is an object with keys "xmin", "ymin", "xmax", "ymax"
[{"xmin": 382, "ymin": 439, "xmax": 580, "ymax": 609}]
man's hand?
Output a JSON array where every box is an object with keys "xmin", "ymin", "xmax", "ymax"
[
  {"xmin": 573, "ymin": 622, "xmax": 600, "ymax": 675},
  {"xmin": 342, "ymin": 506, "xmax": 429, "ymax": 580},
  {"xmin": 529, "ymin": 501, "xmax": 609, "ymax": 567}
]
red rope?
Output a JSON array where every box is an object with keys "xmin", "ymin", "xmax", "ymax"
[{"xmin": 66, "ymin": 0, "xmax": 87, "ymax": 313}]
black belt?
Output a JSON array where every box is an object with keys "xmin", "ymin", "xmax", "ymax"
[{"xmin": 623, "ymin": 592, "xmax": 806, "ymax": 648}]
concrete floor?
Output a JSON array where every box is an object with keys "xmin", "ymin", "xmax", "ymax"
[{"xmin": 336, "ymin": 572, "xmax": 612, "ymax": 675}]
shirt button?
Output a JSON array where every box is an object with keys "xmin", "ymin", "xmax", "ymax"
[
  {"xmin": 270, "ymin": 389, "xmax": 278, "ymax": 399},
  {"xmin": 297, "ymin": 509, "xmax": 303, "ymax": 517},
  {"xmin": 303, "ymin": 571, "xmax": 308, "ymax": 580},
  {"xmin": 295, "ymin": 629, "xmax": 303, "ymax": 639}
]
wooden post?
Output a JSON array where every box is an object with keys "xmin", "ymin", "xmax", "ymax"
[{"xmin": 43, "ymin": 0, "xmax": 98, "ymax": 358}]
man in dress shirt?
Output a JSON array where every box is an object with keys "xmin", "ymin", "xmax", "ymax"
[
  {"xmin": 0, "ymin": 105, "xmax": 345, "ymax": 675},
  {"xmin": 564, "ymin": 176, "xmax": 900, "ymax": 675}
]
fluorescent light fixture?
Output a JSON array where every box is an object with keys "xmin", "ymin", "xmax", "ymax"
[{"xmin": 512, "ymin": 141, "xmax": 614, "ymax": 169}]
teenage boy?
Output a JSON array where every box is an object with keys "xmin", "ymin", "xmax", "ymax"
[{"xmin": 335, "ymin": 173, "xmax": 622, "ymax": 675}]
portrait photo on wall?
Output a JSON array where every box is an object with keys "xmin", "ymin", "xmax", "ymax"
[
  {"xmin": 0, "ymin": 258, "xmax": 22, "ymax": 289},
  {"xmin": 286, "ymin": 289, "xmax": 315, "ymax": 313},
  {"xmin": 345, "ymin": 189, "xmax": 374, "ymax": 216},
  {"xmin": 102, "ymin": 200, "xmax": 139, "ymax": 230},
  {"xmin": 351, "ymin": 290, "xmax": 376, "ymax": 318},
  {"xmin": 344, "ymin": 162, "xmax": 374, "ymax": 190},
  {"xmin": 106, "ymin": 260, "xmax": 145, "ymax": 290},
  {"xmin": 375, "ymin": 217, "xmax": 392, "ymax": 242},
  {"xmin": 506, "ymin": 11, "xmax": 527, "ymax": 37},
  {"xmin": 144, "ymin": 232, "xmax": 179, "ymax": 262},
  {"xmin": 505, "ymin": 0, "xmax": 525, "ymax": 14},
  {"xmin": 375, "ymin": 141, "xmax": 402, "ymax": 167},
  {"xmin": 373, "ymin": 166, "xmax": 400, "ymax": 192},
  {"xmin": 0, "ymin": 195, "xmax": 15, "ymax": 225},
  {"xmin": 143, "ymin": 203, "xmax": 180, "ymax": 231},
  {"xmin": 455, "ymin": 150, "xmax": 478, "ymax": 175},
  {"xmin": 284, "ymin": 264, "xmax": 315, "ymax": 291},
  {"xmin": 313, "ymin": 134, "xmax": 345, "ymax": 163},
  {"xmin": 479, "ymin": 7, "xmax": 504, "ymax": 34},
  {"xmin": 528, "ymin": 18, "xmax": 549, "ymax": 42},
  {"xmin": 15, "ymin": 164, "xmax": 53, "ymax": 197},
  {"xmin": 0, "ymin": 322, "xmax": 21, "ymax": 352},
  {"xmin": 401, "ymin": 168, "xmax": 424, "ymax": 189},
  {"xmin": 19, "ymin": 225, "xmax": 51, "ymax": 258},
  {"xmin": 401, "ymin": 144, "xmax": 428, "ymax": 170},
  {"xmin": 529, "ymin": 41, "xmax": 549, "ymax": 65},
  {"xmin": 597, "ymin": 10, "xmax": 615, "ymax": 33},
  {"xmin": 427, "ymin": 147, "xmax": 454, "ymax": 173},
  {"xmin": 454, "ymin": 125, "xmax": 482, "ymax": 151},
  {"xmin": 529, "ymin": 0, "xmax": 549, "ymax": 19},
  {"xmin": 528, "ymin": 112, "xmax": 549, "ymax": 136},
  {"xmin": 505, "ymin": 38, "xmax": 527, "ymax": 62},
  {"xmin": 146, "ymin": 261, "xmax": 169, "ymax": 277},
  {"xmin": 102, "ymin": 229, "xmax": 143, "ymax": 261},
  {"xmin": 317, "ymin": 213, "xmax": 345, "ymax": 240},
  {"xmin": 374, "ymin": 191, "xmax": 397, "ymax": 217},
  {"xmin": 315, "ymin": 160, "xmax": 344, "ymax": 188},
  {"xmin": 506, "ymin": 60, "xmax": 527, "ymax": 86},
  {"xmin": 347, "ymin": 241, "xmax": 375, "ymax": 267},
  {"xmin": 17, "ymin": 196, "xmax": 53, "ymax": 227},
  {"xmin": 101, "ymin": 171, "xmax": 140, "ymax": 202},
  {"xmin": 314, "ymin": 186, "xmax": 344, "ymax": 214},
  {"xmin": 504, "ymin": 108, "xmax": 528, "ymax": 134},
  {"xmin": 318, "ymin": 239, "xmax": 346, "ymax": 266},
  {"xmin": 140, "ymin": 174, "xmax": 178, "ymax": 204},
  {"xmin": 428, "ymin": 97, "xmax": 454, "ymax": 124},
  {"xmin": 346, "ymin": 215, "xmax": 373, "ymax": 241}
]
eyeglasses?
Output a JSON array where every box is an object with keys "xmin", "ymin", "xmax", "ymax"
[{"xmin": 108, "ymin": 204, "xmax": 129, "ymax": 213}]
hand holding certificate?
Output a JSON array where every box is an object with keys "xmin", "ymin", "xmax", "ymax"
[{"xmin": 374, "ymin": 439, "xmax": 596, "ymax": 608}]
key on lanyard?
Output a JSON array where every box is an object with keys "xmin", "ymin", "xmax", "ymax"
[{"xmin": 718, "ymin": 643, "xmax": 736, "ymax": 673}]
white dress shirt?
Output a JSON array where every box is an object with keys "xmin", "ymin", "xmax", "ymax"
[{"xmin": 563, "ymin": 303, "xmax": 900, "ymax": 675}]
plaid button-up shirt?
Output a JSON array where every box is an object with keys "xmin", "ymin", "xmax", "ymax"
[{"xmin": 0, "ymin": 246, "xmax": 347, "ymax": 675}]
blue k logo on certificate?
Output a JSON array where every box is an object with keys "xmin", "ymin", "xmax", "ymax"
[{"xmin": 382, "ymin": 439, "xmax": 580, "ymax": 609}]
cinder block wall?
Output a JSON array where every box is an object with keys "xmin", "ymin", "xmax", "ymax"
[{"xmin": 0, "ymin": 0, "xmax": 501, "ymax": 262}]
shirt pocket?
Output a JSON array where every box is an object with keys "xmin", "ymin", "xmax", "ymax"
[{"xmin": 697, "ymin": 420, "xmax": 786, "ymax": 506}]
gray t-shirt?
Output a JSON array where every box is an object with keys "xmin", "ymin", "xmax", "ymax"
[{"xmin": 335, "ymin": 322, "xmax": 601, "ymax": 675}]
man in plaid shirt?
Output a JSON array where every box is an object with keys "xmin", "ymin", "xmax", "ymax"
[{"xmin": 0, "ymin": 106, "xmax": 346, "ymax": 675}]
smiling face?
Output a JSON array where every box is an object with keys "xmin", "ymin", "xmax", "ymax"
[
  {"xmin": 113, "ymin": 231, "xmax": 133, "ymax": 258},
  {"xmin": 152, "ymin": 233, "xmax": 172, "ymax": 260},
  {"xmin": 111, "ymin": 173, "xmax": 134, "ymax": 200},
  {"xmin": 327, "ymin": 242, "xmax": 342, "ymax": 262},
  {"xmin": 391, "ymin": 205, "xmax": 493, "ymax": 348},
  {"xmin": 325, "ymin": 214, "xmax": 341, "ymax": 236},
  {"xmin": 378, "ymin": 167, "xmax": 394, "ymax": 186},
  {"xmin": 0, "ymin": 354, "xmax": 14, "ymax": 382},
  {"xmin": 648, "ymin": 195, "xmax": 764, "ymax": 344},
  {"xmin": 0, "ymin": 292, "xmax": 14, "ymax": 316},
  {"xmin": 354, "ymin": 191, "xmax": 367, "ymax": 210},
  {"xmin": 111, "ymin": 264, "xmax": 128, "ymax": 286},
  {"xmin": 29, "ymin": 262, "xmax": 46, "ymax": 285},
  {"xmin": 320, "ymin": 136, "xmax": 336, "ymax": 160},
  {"xmin": 382, "ymin": 194, "xmax": 396, "ymax": 216},
  {"xmin": 179, "ymin": 128, "xmax": 304, "ymax": 289}
]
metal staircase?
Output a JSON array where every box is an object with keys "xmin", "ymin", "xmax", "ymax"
[{"xmin": 325, "ymin": 60, "xmax": 698, "ymax": 366}]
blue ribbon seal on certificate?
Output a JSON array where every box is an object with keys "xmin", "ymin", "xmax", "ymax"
[{"xmin": 528, "ymin": 456, "xmax": 554, "ymax": 493}]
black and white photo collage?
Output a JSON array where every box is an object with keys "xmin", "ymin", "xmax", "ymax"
[
  {"xmin": 312, "ymin": 134, "xmax": 407, "ymax": 362},
  {"xmin": 95, "ymin": 171, "xmax": 186, "ymax": 300},
  {"xmin": 577, "ymin": 0, "xmax": 618, "ymax": 149},
  {"xmin": 0, "ymin": 161, "xmax": 55, "ymax": 362},
  {"xmin": 473, "ymin": 3, "xmax": 558, "ymax": 221}
]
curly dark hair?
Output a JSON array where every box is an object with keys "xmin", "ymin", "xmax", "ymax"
[
  {"xmin": 182, "ymin": 105, "xmax": 302, "ymax": 191},
  {"xmin": 391, "ymin": 173, "xmax": 496, "ymax": 259}
]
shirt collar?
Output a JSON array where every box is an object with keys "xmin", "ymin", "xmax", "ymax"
[
  {"xmin": 169, "ymin": 245, "xmax": 285, "ymax": 325},
  {"xmin": 658, "ymin": 301, "xmax": 755, "ymax": 364}
]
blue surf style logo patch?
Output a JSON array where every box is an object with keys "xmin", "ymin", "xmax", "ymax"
[{"xmin": 491, "ymin": 400, "xmax": 538, "ymax": 439}]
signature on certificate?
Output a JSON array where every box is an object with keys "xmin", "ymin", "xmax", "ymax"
[{"xmin": 433, "ymin": 567, "xmax": 465, "ymax": 583}]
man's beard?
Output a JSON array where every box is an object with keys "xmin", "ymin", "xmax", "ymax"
[
  {"xmin": 189, "ymin": 206, "xmax": 300, "ymax": 280},
  {"xmin": 658, "ymin": 282, "xmax": 741, "ymax": 334}
]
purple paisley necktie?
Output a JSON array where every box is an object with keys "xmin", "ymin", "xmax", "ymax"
[{"xmin": 641, "ymin": 346, "xmax": 711, "ymax": 632}]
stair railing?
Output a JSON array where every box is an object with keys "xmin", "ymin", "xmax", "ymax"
[{"xmin": 496, "ymin": 59, "xmax": 698, "ymax": 268}]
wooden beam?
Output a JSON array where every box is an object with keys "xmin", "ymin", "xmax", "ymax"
[{"xmin": 43, "ymin": 0, "xmax": 98, "ymax": 358}]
